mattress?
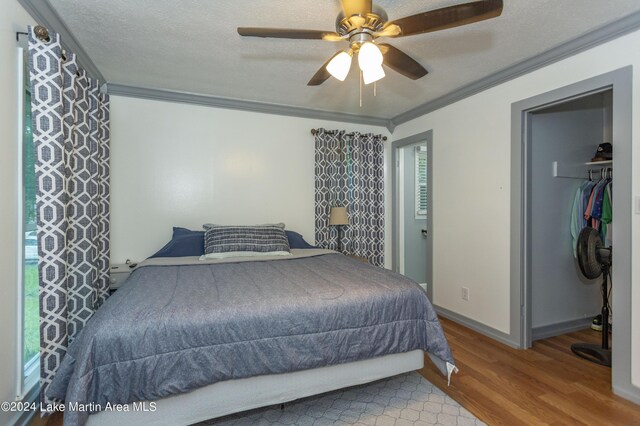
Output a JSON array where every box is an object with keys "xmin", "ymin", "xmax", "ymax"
[{"xmin": 48, "ymin": 249, "xmax": 455, "ymax": 426}]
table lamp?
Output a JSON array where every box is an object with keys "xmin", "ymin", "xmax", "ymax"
[{"xmin": 329, "ymin": 206, "xmax": 349, "ymax": 252}]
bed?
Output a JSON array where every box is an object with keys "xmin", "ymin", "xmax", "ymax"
[{"xmin": 48, "ymin": 247, "xmax": 456, "ymax": 426}]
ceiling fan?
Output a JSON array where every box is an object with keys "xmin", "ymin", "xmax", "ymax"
[{"xmin": 238, "ymin": 0, "xmax": 504, "ymax": 86}]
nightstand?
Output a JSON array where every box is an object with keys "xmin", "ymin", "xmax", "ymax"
[{"xmin": 110, "ymin": 263, "xmax": 137, "ymax": 291}]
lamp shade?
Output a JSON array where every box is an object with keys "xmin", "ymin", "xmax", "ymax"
[
  {"xmin": 329, "ymin": 207, "xmax": 349, "ymax": 226},
  {"xmin": 326, "ymin": 51, "xmax": 352, "ymax": 81}
]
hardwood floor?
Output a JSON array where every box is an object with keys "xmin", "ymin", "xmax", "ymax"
[{"xmin": 419, "ymin": 317, "xmax": 640, "ymax": 425}]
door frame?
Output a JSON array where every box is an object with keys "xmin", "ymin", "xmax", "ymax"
[
  {"xmin": 392, "ymin": 130, "xmax": 433, "ymax": 300},
  {"xmin": 510, "ymin": 67, "xmax": 636, "ymax": 401}
]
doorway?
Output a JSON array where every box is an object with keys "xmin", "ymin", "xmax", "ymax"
[
  {"xmin": 527, "ymin": 91, "xmax": 610, "ymax": 345},
  {"xmin": 510, "ymin": 67, "xmax": 634, "ymax": 400},
  {"xmin": 392, "ymin": 131, "xmax": 433, "ymax": 300}
]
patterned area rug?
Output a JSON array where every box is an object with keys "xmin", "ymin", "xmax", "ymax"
[{"xmin": 200, "ymin": 372, "xmax": 484, "ymax": 426}]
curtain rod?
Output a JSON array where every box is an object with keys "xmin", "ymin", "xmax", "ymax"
[
  {"xmin": 16, "ymin": 26, "xmax": 51, "ymax": 43},
  {"xmin": 310, "ymin": 128, "xmax": 387, "ymax": 141}
]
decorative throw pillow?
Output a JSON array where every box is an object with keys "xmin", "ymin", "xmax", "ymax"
[
  {"xmin": 203, "ymin": 222, "xmax": 285, "ymax": 230},
  {"xmin": 203, "ymin": 224, "xmax": 291, "ymax": 256},
  {"xmin": 173, "ymin": 227, "xmax": 204, "ymax": 239},
  {"xmin": 285, "ymin": 230, "xmax": 316, "ymax": 249},
  {"xmin": 150, "ymin": 227, "xmax": 205, "ymax": 258}
]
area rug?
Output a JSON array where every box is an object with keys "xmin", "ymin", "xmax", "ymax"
[{"xmin": 200, "ymin": 372, "xmax": 484, "ymax": 426}]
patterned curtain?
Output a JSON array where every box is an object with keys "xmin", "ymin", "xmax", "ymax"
[
  {"xmin": 28, "ymin": 26, "xmax": 111, "ymax": 407},
  {"xmin": 314, "ymin": 129, "xmax": 385, "ymax": 266}
]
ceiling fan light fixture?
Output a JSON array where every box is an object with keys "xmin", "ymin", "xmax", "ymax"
[
  {"xmin": 326, "ymin": 50, "xmax": 353, "ymax": 81},
  {"xmin": 239, "ymin": 0, "xmax": 505, "ymax": 87},
  {"xmin": 357, "ymin": 41, "xmax": 383, "ymax": 72},
  {"xmin": 362, "ymin": 65, "xmax": 385, "ymax": 85}
]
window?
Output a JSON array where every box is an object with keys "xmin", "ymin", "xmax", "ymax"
[
  {"xmin": 415, "ymin": 145, "xmax": 427, "ymax": 218},
  {"xmin": 18, "ymin": 45, "xmax": 39, "ymax": 398}
]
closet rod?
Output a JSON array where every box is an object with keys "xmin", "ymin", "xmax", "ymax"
[
  {"xmin": 587, "ymin": 167, "xmax": 613, "ymax": 179},
  {"xmin": 310, "ymin": 128, "xmax": 387, "ymax": 141},
  {"xmin": 588, "ymin": 167, "xmax": 612, "ymax": 180},
  {"xmin": 553, "ymin": 160, "xmax": 614, "ymax": 179}
]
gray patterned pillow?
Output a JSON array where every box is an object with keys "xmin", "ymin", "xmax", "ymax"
[{"xmin": 203, "ymin": 224, "xmax": 290, "ymax": 255}]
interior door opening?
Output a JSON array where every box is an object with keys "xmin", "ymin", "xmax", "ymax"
[
  {"xmin": 399, "ymin": 143, "xmax": 428, "ymax": 281},
  {"xmin": 392, "ymin": 131, "xmax": 433, "ymax": 301},
  {"xmin": 512, "ymin": 67, "xmax": 635, "ymax": 400},
  {"xmin": 526, "ymin": 90, "xmax": 612, "ymax": 348}
]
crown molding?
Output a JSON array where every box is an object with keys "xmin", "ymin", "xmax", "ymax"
[
  {"xmin": 17, "ymin": 0, "xmax": 105, "ymax": 82},
  {"xmin": 106, "ymin": 83, "xmax": 393, "ymax": 130},
  {"xmin": 108, "ymin": 10, "xmax": 640, "ymax": 134},
  {"xmin": 390, "ymin": 10, "xmax": 640, "ymax": 129},
  {"xmin": 18, "ymin": 0, "xmax": 640, "ymax": 132}
]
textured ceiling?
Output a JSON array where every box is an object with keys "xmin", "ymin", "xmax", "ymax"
[{"xmin": 50, "ymin": 0, "xmax": 640, "ymax": 119}]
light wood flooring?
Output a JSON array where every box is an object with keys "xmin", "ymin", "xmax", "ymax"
[{"xmin": 419, "ymin": 317, "xmax": 640, "ymax": 425}]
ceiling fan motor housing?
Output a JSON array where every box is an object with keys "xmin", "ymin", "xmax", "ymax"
[
  {"xmin": 335, "ymin": 7, "xmax": 388, "ymax": 36},
  {"xmin": 349, "ymin": 32, "xmax": 373, "ymax": 50}
]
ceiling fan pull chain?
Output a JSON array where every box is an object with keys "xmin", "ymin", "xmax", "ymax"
[{"xmin": 374, "ymin": 81, "xmax": 377, "ymax": 97}]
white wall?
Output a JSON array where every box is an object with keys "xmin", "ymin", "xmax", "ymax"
[
  {"xmin": 393, "ymin": 30, "xmax": 640, "ymax": 393},
  {"xmin": 0, "ymin": 2, "xmax": 36, "ymax": 425},
  {"xmin": 110, "ymin": 96, "xmax": 392, "ymax": 266}
]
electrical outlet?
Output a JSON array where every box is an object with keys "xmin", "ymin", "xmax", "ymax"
[{"xmin": 461, "ymin": 287, "xmax": 469, "ymax": 301}]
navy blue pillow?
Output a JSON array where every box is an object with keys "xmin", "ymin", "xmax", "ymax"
[
  {"xmin": 285, "ymin": 230, "xmax": 315, "ymax": 249},
  {"xmin": 172, "ymin": 227, "xmax": 204, "ymax": 239},
  {"xmin": 150, "ymin": 227, "xmax": 204, "ymax": 258}
]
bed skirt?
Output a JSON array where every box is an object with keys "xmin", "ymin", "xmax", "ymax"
[{"xmin": 87, "ymin": 350, "xmax": 424, "ymax": 426}]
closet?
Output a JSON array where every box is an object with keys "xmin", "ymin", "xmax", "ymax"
[{"xmin": 528, "ymin": 90, "xmax": 613, "ymax": 342}]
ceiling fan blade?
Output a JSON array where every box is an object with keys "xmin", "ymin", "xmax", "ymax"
[
  {"xmin": 379, "ymin": 0, "xmax": 503, "ymax": 38},
  {"xmin": 238, "ymin": 28, "xmax": 342, "ymax": 41},
  {"xmin": 378, "ymin": 44, "xmax": 428, "ymax": 80},
  {"xmin": 308, "ymin": 52, "xmax": 342, "ymax": 86},
  {"xmin": 341, "ymin": 0, "xmax": 372, "ymax": 17}
]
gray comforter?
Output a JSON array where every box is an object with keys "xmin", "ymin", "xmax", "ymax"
[{"xmin": 49, "ymin": 250, "xmax": 455, "ymax": 425}]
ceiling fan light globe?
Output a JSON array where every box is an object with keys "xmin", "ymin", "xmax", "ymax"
[
  {"xmin": 362, "ymin": 65, "xmax": 385, "ymax": 84},
  {"xmin": 326, "ymin": 51, "xmax": 352, "ymax": 81},
  {"xmin": 358, "ymin": 42, "xmax": 383, "ymax": 72}
]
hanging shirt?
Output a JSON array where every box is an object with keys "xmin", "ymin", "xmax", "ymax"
[
  {"xmin": 571, "ymin": 180, "xmax": 592, "ymax": 257},
  {"xmin": 601, "ymin": 182, "xmax": 613, "ymax": 246},
  {"xmin": 585, "ymin": 178, "xmax": 608, "ymax": 228},
  {"xmin": 590, "ymin": 178, "xmax": 610, "ymax": 221},
  {"xmin": 580, "ymin": 181, "xmax": 596, "ymax": 227},
  {"xmin": 571, "ymin": 179, "xmax": 599, "ymax": 257},
  {"xmin": 570, "ymin": 186, "xmax": 581, "ymax": 258}
]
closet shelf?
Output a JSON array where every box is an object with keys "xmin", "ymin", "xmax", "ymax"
[
  {"xmin": 552, "ymin": 160, "xmax": 612, "ymax": 179},
  {"xmin": 584, "ymin": 160, "xmax": 612, "ymax": 166}
]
